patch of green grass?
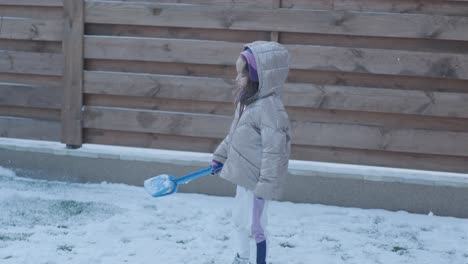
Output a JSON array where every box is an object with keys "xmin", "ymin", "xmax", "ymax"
[
  {"xmin": 319, "ymin": 236, "xmax": 339, "ymax": 242},
  {"xmin": 391, "ymin": 246, "xmax": 409, "ymax": 255},
  {"xmin": 54, "ymin": 200, "xmax": 90, "ymax": 216},
  {"xmin": 57, "ymin": 244, "xmax": 74, "ymax": 252},
  {"xmin": 279, "ymin": 242, "xmax": 295, "ymax": 248},
  {"xmin": 0, "ymin": 233, "xmax": 32, "ymax": 242}
]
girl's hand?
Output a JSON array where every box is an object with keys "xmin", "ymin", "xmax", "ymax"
[{"xmin": 210, "ymin": 160, "xmax": 223, "ymax": 175}]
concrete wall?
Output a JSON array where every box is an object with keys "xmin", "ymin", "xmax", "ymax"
[{"xmin": 1, "ymin": 138, "xmax": 467, "ymax": 218}]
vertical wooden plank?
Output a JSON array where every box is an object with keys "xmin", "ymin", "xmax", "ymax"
[
  {"xmin": 62, "ymin": 0, "xmax": 84, "ymax": 148},
  {"xmin": 270, "ymin": 0, "xmax": 281, "ymax": 42}
]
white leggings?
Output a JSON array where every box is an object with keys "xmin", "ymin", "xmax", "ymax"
[{"xmin": 232, "ymin": 185, "xmax": 269, "ymax": 263}]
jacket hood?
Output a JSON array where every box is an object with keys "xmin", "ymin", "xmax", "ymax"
[{"xmin": 243, "ymin": 41, "xmax": 290, "ymax": 103}]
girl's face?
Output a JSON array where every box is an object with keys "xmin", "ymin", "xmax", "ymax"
[{"xmin": 235, "ymin": 56, "xmax": 248, "ymax": 90}]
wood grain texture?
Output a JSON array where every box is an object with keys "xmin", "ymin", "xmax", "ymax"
[
  {"xmin": 283, "ymin": 83, "xmax": 468, "ymax": 117},
  {"xmin": 270, "ymin": 0, "xmax": 281, "ymax": 42},
  {"xmin": 0, "ymin": 50, "xmax": 62, "ymax": 76},
  {"xmin": 83, "ymin": 93, "xmax": 468, "ymax": 134},
  {"xmin": 85, "ymin": 24, "xmax": 270, "ymax": 42},
  {"xmin": 86, "ymin": 60, "xmax": 468, "ymax": 93},
  {"xmin": 0, "ymin": 106, "xmax": 60, "ymax": 120},
  {"xmin": 0, "ymin": 17, "xmax": 62, "ymax": 41},
  {"xmin": 0, "ymin": 39, "xmax": 62, "ymax": 53},
  {"xmin": 288, "ymin": 70, "xmax": 468, "ymax": 93},
  {"xmin": 84, "ymin": 37, "xmax": 468, "ymax": 79},
  {"xmin": 84, "ymin": 59, "xmax": 236, "ymax": 79},
  {"xmin": 83, "ymin": 106, "xmax": 232, "ymax": 139},
  {"xmin": 290, "ymin": 145, "xmax": 468, "ymax": 173},
  {"xmin": 84, "ymin": 36, "xmax": 241, "ymax": 66},
  {"xmin": 83, "ymin": 71, "xmax": 235, "ymax": 102},
  {"xmin": 84, "ymin": 128, "xmax": 221, "ymax": 153},
  {"xmin": 286, "ymin": 108, "xmax": 468, "ymax": 132},
  {"xmin": 282, "ymin": 0, "xmax": 468, "ymax": 16},
  {"xmin": 85, "ymin": 1, "xmax": 468, "ymax": 41},
  {"xmin": 0, "ymin": 5, "xmax": 62, "ymax": 19},
  {"xmin": 287, "ymin": 45, "xmax": 468, "ymax": 80},
  {"xmin": 290, "ymin": 120, "xmax": 468, "ymax": 156},
  {"xmin": 0, "ymin": 116, "xmax": 60, "ymax": 141},
  {"xmin": 82, "ymin": 105, "xmax": 468, "ymax": 156},
  {"xmin": 84, "ymin": 94, "xmax": 235, "ymax": 116},
  {"xmin": 61, "ymin": 0, "xmax": 84, "ymax": 146},
  {"xmin": 0, "ymin": 0, "xmax": 63, "ymax": 7},
  {"xmin": 84, "ymin": 71, "xmax": 468, "ymax": 118},
  {"xmin": 0, "ymin": 82, "xmax": 61, "ymax": 109},
  {"xmin": 280, "ymin": 33, "xmax": 468, "ymax": 54},
  {"xmin": 93, "ymin": 0, "xmax": 272, "ymax": 8},
  {"xmin": 0, "ymin": 73, "xmax": 61, "ymax": 87}
]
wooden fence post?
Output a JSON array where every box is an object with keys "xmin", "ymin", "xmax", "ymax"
[
  {"xmin": 270, "ymin": 0, "xmax": 281, "ymax": 42},
  {"xmin": 62, "ymin": 0, "xmax": 84, "ymax": 148}
]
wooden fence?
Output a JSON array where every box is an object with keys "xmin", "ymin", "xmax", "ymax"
[{"xmin": 1, "ymin": 0, "xmax": 468, "ymax": 173}]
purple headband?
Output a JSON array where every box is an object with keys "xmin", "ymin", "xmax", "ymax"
[{"xmin": 240, "ymin": 49, "xmax": 258, "ymax": 82}]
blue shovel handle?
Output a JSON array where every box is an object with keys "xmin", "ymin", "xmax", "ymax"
[
  {"xmin": 144, "ymin": 166, "xmax": 219, "ymax": 198},
  {"xmin": 175, "ymin": 166, "xmax": 213, "ymax": 184}
]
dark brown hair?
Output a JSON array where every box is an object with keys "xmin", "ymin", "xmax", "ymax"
[{"xmin": 234, "ymin": 56, "xmax": 259, "ymax": 116}]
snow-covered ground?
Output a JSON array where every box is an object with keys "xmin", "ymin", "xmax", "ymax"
[{"xmin": 0, "ymin": 166, "xmax": 467, "ymax": 264}]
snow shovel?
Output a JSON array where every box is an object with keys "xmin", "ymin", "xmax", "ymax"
[{"xmin": 144, "ymin": 166, "xmax": 213, "ymax": 198}]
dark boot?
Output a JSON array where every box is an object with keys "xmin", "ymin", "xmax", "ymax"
[{"xmin": 256, "ymin": 240, "xmax": 266, "ymax": 264}]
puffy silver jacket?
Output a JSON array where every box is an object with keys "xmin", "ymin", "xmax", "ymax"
[{"xmin": 213, "ymin": 41, "xmax": 291, "ymax": 200}]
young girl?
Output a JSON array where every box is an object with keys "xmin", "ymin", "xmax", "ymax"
[{"xmin": 210, "ymin": 41, "xmax": 291, "ymax": 264}]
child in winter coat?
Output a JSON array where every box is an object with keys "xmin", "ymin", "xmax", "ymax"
[{"xmin": 210, "ymin": 41, "xmax": 291, "ymax": 264}]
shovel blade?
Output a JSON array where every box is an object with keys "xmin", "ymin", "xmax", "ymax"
[{"xmin": 144, "ymin": 174, "xmax": 178, "ymax": 197}]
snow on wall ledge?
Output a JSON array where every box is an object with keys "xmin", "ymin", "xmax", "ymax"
[
  {"xmin": 0, "ymin": 166, "xmax": 15, "ymax": 178},
  {"xmin": 0, "ymin": 137, "xmax": 467, "ymax": 188},
  {"xmin": 1, "ymin": 138, "xmax": 468, "ymax": 218}
]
